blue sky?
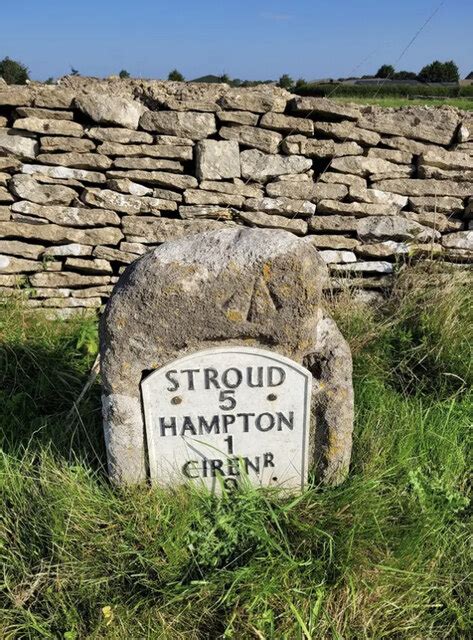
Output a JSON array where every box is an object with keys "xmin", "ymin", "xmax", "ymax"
[{"xmin": 1, "ymin": 0, "xmax": 472, "ymax": 81}]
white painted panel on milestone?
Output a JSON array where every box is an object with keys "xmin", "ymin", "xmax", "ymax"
[{"xmin": 141, "ymin": 347, "xmax": 312, "ymax": 492}]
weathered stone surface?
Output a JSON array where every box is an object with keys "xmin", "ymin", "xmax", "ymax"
[
  {"xmin": 42, "ymin": 244, "xmax": 93, "ymax": 257},
  {"xmin": 237, "ymin": 210, "xmax": 307, "ymax": 235},
  {"xmin": 30, "ymin": 272, "xmax": 111, "ymax": 287},
  {"xmin": 10, "ymin": 175, "xmax": 77, "ymax": 205},
  {"xmin": 317, "ymin": 200, "xmax": 400, "ymax": 217},
  {"xmin": 0, "ymin": 239, "xmax": 45, "ymax": 258},
  {"xmin": 409, "ymin": 196, "xmax": 464, "ymax": 214},
  {"xmin": 305, "ymin": 235, "xmax": 360, "ymax": 250},
  {"xmin": 0, "ymin": 116, "xmax": 7, "ymax": 127},
  {"xmin": 441, "ymin": 231, "xmax": 473, "ymax": 250},
  {"xmin": 27, "ymin": 296, "xmax": 102, "ymax": 309},
  {"xmin": 37, "ymin": 152, "xmax": 112, "ymax": 170},
  {"xmin": 419, "ymin": 148, "xmax": 473, "ymax": 171},
  {"xmin": 199, "ymin": 179, "xmax": 263, "ymax": 199},
  {"xmin": 87, "ymin": 127, "xmax": 153, "ymax": 144},
  {"xmin": 179, "ymin": 205, "xmax": 233, "ymax": 220},
  {"xmin": 244, "ymin": 197, "xmax": 315, "ymax": 217},
  {"xmin": 11, "ymin": 201, "xmax": 121, "ymax": 227},
  {"xmin": 356, "ymin": 216, "xmax": 440, "ymax": 242},
  {"xmin": 98, "ymin": 141, "xmax": 193, "ymax": 160},
  {"xmin": 75, "ymin": 94, "xmax": 144, "ymax": 129},
  {"xmin": 140, "ymin": 111, "xmax": 216, "ymax": 139},
  {"xmin": 122, "ymin": 216, "xmax": 230, "ymax": 243},
  {"xmin": 65, "ymin": 257, "xmax": 113, "ymax": 274},
  {"xmin": 331, "ymin": 261, "xmax": 394, "ymax": 274},
  {"xmin": 266, "ymin": 180, "xmax": 348, "ymax": 203},
  {"xmin": 72, "ymin": 285, "xmax": 114, "ymax": 297},
  {"xmin": 107, "ymin": 178, "xmax": 153, "ymax": 196},
  {"xmin": 220, "ymin": 125, "xmax": 282, "ymax": 154},
  {"xmin": 93, "ymin": 245, "xmax": 139, "ymax": 263},
  {"xmin": 399, "ymin": 210, "xmax": 462, "ymax": 233},
  {"xmin": 240, "ymin": 149, "xmax": 312, "ymax": 181},
  {"xmin": 367, "ymin": 148, "xmax": 413, "ymax": 164},
  {"xmin": 370, "ymin": 168, "xmax": 414, "ymax": 181},
  {"xmin": 16, "ymin": 107, "xmax": 74, "ymax": 120},
  {"xmin": 33, "ymin": 87, "xmax": 75, "ymax": 109},
  {"xmin": 380, "ymin": 136, "xmax": 441, "ymax": 155},
  {"xmin": 120, "ymin": 242, "xmax": 148, "ymax": 255},
  {"xmin": 319, "ymin": 172, "xmax": 367, "ymax": 189},
  {"xmin": 331, "ymin": 155, "xmax": 413, "ymax": 178},
  {"xmin": 372, "ymin": 178, "xmax": 473, "ymax": 198},
  {"xmin": 355, "ymin": 241, "xmax": 409, "ymax": 258},
  {"xmin": 152, "ymin": 187, "xmax": 184, "ymax": 202},
  {"xmin": 14, "ymin": 117, "xmax": 84, "ymax": 137},
  {"xmin": 331, "ymin": 275, "xmax": 393, "ymax": 290},
  {"xmin": 418, "ymin": 165, "xmax": 473, "ymax": 182},
  {"xmin": 196, "ymin": 140, "xmax": 240, "ymax": 180},
  {"xmin": 22, "ymin": 163, "xmax": 105, "ymax": 183},
  {"xmin": 358, "ymin": 109, "xmax": 459, "ymax": 145},
  {"xmin": 219, "ymin": 90, "xmax": 288, "ymax": 113},
  {"xmin": 260, "ymin": 112, "xmax": 314, "ymax": 135},
  {"xmin": 0, "ymin": 222, "xmax": 123, "ymax": 246},
  {"xmin": 282, "ymin": 136, "xmax": 363, "ymax": 158},
  {"xmin": 81, "ymin": 188, "xmax": 176, "ymax": 214},
  {"xmin": 319, "ymin": 250, "xmax": 357, "ymax": 264},
  {"xmin": 155, "ymin": 134, "xmax": 194, "ymax": 145},
  {"xmin": 40, "ymin": 136, "xmax": 96, "ymax": 153},
  {"xmin": 0, "ymin": 255, "xmax": 43, "ymax": 273},
  {"xmin": 290, "ymin": 97, "xmax": 361, "ymax": 121},
  {"xmin": 101, "ymin": 227, "xmax": 353, "ymax": 484},
  {"xmin": 0, "ymin": 129, "xmax": 38, "ymax": 159},
  {"xmin": 217, "ymin": 111, "xmax": 259, "ymax": 126},
  {"xmin": 349, "ymin": 186, "xmax": 408, "ymax": 208},
  {"xmin": 0, "ymin": 156, "xmax": 22, "ymax": 171},
  {"xmin": 309, "ymin": 215, "xmax": 359, "ymax": 234},
  {"xmin": 113, "ymin": 157, "xmax": 183, "ymax": 172},
  {"xmin": 0, "ymin": 88, "xmax": 31, "ymax": 106},
  {"xmin": 106, "ymin": 170, "xmax": 198, "ymax": 190},
  {"xmin": 183, "ymin": 190, "xmax": 244, "ymax": 207},
  {"xmin": 313, "ymin": 121, "xmax": 380, "ymax": 145},
  {"xmin": 0, "ymin": 187, "xmax": 13, "ymax": 204},
  {"xmin": 30, "ymin": 288, "xmax": 72, "ymax": 298}
]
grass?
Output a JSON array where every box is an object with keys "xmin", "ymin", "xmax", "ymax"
[
  {"xmin": 0, "ymin": 266, "xmax": 472, "ymax": 639},
  {"xmin": 333, "ymin": 96, "xmax": 473, "ymax": 110}
]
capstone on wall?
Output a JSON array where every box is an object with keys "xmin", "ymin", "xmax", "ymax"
[{"xmin": 0, "ymin": 77, "xmax": 472, "ymax": 316}]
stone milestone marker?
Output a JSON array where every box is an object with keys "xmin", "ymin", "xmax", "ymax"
[{"xmin": 100, "ymin": 228, "xmax": 354, "ymax": 491}]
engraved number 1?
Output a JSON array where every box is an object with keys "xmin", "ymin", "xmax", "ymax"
[{"xmin": 224, "ymin": 435, "xmax": 234, "ymax": 454}]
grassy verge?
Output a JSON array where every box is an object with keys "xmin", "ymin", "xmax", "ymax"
[
  {"xmin": 333, "ymin": 96, "xmax": 473, "ymax": 110},
  {"xmin": 1, "ymin": 268, "xmax": 472, "ymax": 639}
]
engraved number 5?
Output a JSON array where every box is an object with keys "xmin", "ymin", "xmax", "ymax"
[{"xmin": 219, "ymin": 390, "xmax": 236, "ymax": 410}]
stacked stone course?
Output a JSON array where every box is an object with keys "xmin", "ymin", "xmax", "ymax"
[{"xmin": 0, "ymin": 77, "xmax": 472, "ymax": 316}]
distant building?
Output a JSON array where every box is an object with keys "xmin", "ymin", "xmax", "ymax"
[{"xmin": 461, "ymin": 72, "xmax": 473, "ymax": 86}]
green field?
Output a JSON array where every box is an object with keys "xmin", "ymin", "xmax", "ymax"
[
  {"xmin": 1, "ymin": 267, "xmax": 472, "ymax": 639},
  {"xmin": 333, "ymin": 96, "xmax": 473, "ymax": 110}
]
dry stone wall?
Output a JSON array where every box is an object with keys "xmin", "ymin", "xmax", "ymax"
[{"xmin": 0, "ymin": 78, "xmax": 472, "ymax": 316}]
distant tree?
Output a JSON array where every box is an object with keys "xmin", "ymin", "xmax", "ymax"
[
  {"xmin": 278, "ymin": 74, "xmax": 294, "ymax": 90},
  {"xmin": 0, "ymin": 57, "xmax": 29, "ymax": 84},
  {"xmin": 45, "ymin": 77, "xmax": 55, "ymax": 85},
  {"xmin": 70, "ymin": 67, "xmax": 80, "ymax": 76},
  {"xmin": 392, "ymin": 70, "xmax": 418, "ymax": 80},
  {"xmin": 168, "ymin": 69, "xmax": 184, "ymax": 81},
  {"xmin": 219, "ymin": 73, "xmax": 230, "ymax": 84},
  {"xmin": 119, "ymin": 69, "xmax": 130, "ymax": 79},
  {"xmin": 295, "ymin": 78, "xmax": 306, "ymax": 90},
  {"xmin": 375, "ymin": 64, "xmax": 395, "ymax": 79},
  {"xmin": 418, "ymin": 60, "xmax": 459, "ymax": 83}
]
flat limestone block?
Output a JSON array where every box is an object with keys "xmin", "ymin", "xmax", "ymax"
[{"xmin": 100, "ymin": 228, "xmax": 354, "ymax": 490}]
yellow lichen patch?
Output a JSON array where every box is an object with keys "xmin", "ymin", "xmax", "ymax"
[
  {"xmin": 226, "ymin": 309, "xmax": 244, "ymax": 322},
  {"xmin": 262, "ymin": 262, "xmax": 272, "ymax": 282}
]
